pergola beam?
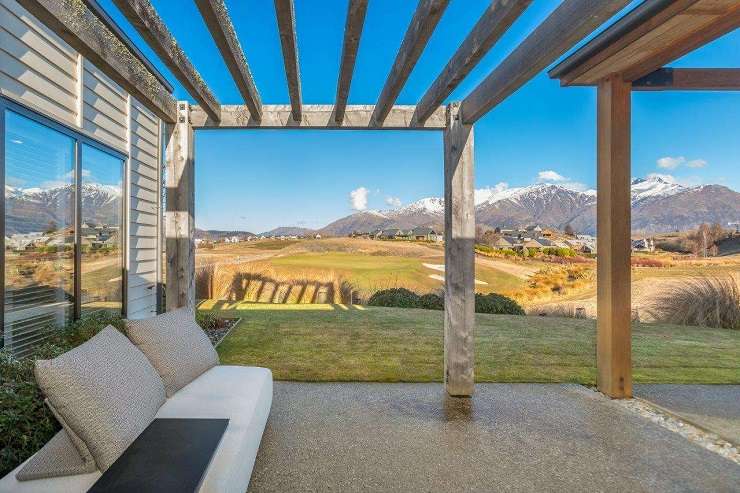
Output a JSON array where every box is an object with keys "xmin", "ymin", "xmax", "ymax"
[
  {"xmin": 274, "ymin": 0, "xmax": 302, "ymax": 121},
  {"xmin": 413, "ymin": 0, "xmax": 531, "ymax": 125},
  {"xmin": 15, "ymin": 0, "xmax": 177, "ymax": 123},
  {"xmin": 112, "ymin": 0, "xmax": 221, "ymax": 122},
  {"xmin": 622, "ymin": 4, "xmax": 740, "ymax": 82},
  {"xmin": 195, "ymin": 0, "xmax": 262, "ymax": 120},
  {"xmin": 633, "ymin": 68, "xmax": 740, "ymax": 91},
  {"xmin": 371, "ymin": 0, "xmax": 450, "ymax": 126},
  {"xmin": 190, "ymin": 104, "xmax": 447, "ymax": 130},
  {"xmin": 334, "ymin": 0, "xmax": 369, "ymax": 124},
  {"xmin": 460, "ymin": 0, "xmax": 630, "ymax": 124}
]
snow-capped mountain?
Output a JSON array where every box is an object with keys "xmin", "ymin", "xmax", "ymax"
[
  {"xmin": 630, "ymin": 175, "xmax": 686, "ymax": 204},
  {"xmin": 319, "ymin": 176, "xmax": 739, "ymax": 236},
  {"xmin": 5, "ymin": 183, "xmax": 122, "ymax": 234}
]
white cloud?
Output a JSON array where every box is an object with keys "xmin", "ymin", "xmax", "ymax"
[
  {"xmin": 656, "ymin": 156, "xmax": 707, "ymax": 170},
  {"xmin": 686, "ymin": 159, "xmax": 707, "ymax": 168},
  {"xmin": 537, "ymin": 170, "xmax": 566, "ymax": 182},
  {"xmin": 657, "ymin": 156, "xmax": 685, "ymax": 169},
  {"xmin": 349, "ymin": 187, "xmax": 369, "ymax": 211},
  {"xmin": 475, "ymin": 182, "xmax": 509, "ymax": 204},
  {"xmin": 385, "ymin": 196, "xmax": 402, "ymax": 208}
]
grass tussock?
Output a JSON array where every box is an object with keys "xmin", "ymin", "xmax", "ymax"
[{"xmin": 646, "ymin": 275, "xmax": 740, "ymax": 330}]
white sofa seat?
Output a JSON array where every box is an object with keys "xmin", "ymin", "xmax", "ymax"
[
  {"xmin": 155, "ymin": 366, "xmax": 273, "ymax": 493},
  {"xmin": 0, "ymin": 366, "xmax": 272, "ymax": 493}
]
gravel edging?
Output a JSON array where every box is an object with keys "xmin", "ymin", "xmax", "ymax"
[
  {"xmin": 615, "ymin": 397, "xmax": 740, "ymax": 465},
  {"xmin": 202, "ymin": 317, "xmax": 241, "ymax": 347}
]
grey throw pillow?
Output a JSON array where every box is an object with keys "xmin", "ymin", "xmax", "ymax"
[
  {"xmin": 34, "ymin": 326, "xmax": 165, "ymax": 471},
  {"xmin": 125, "ymin": 308, "xmax": 219, "ymax": 397},
  {"xmin": 16, "ymin": 430, "xmax": 97, "ymax": 481}
]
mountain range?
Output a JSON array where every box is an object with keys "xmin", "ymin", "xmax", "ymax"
[
  {"xmin": 8, "ymin": 176, "xmax": 738, "ymax": 237},
  {"xmin": 320, "ymin": 175, "xmax": 740, "ymax": 236},
  {"xmin": 5, "ymin": 183, "xmax": 121, "ymax": 235}
]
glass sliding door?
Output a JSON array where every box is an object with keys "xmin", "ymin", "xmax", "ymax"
[
  {"xmin": 3, "ymin": 110, "xmax": 75, "ymax": 355},
  {"xmin": 80, "ymin": 144, "xmax": 124, "ymax": 316}
]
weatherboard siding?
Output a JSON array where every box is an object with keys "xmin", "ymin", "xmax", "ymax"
[
  {"xmin": 0, "ymin": 0, "xmax": 79, "ymax": 125},
  {"xmin": 127, "ymin": 97, "xmax": 161, "ymax": 319},
  {"xmin": 0, "ymin": 0, "xmax": 164, "ymax": 320}
]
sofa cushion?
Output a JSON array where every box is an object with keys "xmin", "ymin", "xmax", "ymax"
[
  {"xmin": 45, "ymin": 399, "xmax": 95, "ymax": 467},
  {"xmin": 125, "ymin": 308, "xmax": 219, "ymax": 397},
  {"xmin": 34, "ymin": 326, "xmax": 165, "ymax": 471},
  {"xmin": 15, "ymin": 430, "xmax": 97, "ymax": 481},
  {"xmin": 155, "ymin": 366, "xmax": 273, "ymax": 493}
]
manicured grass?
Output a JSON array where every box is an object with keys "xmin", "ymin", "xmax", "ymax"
[
  {"xmin": 268, "ymin": 252, "xmax": 524, "ymax": 296},
  {"xmin": 206, "ymin": 301, "xmax": 740, "ymax": 384}
]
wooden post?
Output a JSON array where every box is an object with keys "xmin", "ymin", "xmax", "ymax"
[
  {"xmin": 443, "ymin": 102, "xmax": 475, "ymax": 397},
  {"xmin": 597, "ymin": 75, "xmax": 632, "ymax": 398},
  {"xmin": 165, "ymin": 102, "xmax": 196, "ymax": 312}
]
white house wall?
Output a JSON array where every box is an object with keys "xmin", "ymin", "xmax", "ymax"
[{"xmin": 0, "ymin": 0, "xmax": 164, "ymax": 319}]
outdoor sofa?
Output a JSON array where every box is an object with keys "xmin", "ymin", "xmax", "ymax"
[{"xmin": 0, "ymin": 308, "xmax": 272, "ymax": 493}]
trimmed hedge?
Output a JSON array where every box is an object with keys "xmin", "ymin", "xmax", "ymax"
[
  {"xmin": 418, "ymin": 293, "xmax": 444, "ymax": 311},
  {"xmin": 367, "ymin": 288, "xmax": 421, "ymax": 308},
  {"xmin": 368, "ymin": 289, "xmax": 524, "ymax": 316},
  {"xmin": 474, "ymin": 293, "xmax": 525, "ymax": 315}
]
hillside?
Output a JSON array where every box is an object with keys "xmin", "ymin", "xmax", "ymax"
[{"xmin": 260, "ymin": 226, "xmax": 316, "ymax": 237}]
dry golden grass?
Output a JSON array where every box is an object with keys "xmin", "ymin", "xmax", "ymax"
[
  {"xmin": 196, "ymin": 262, "xmax": 356, "ymax": 304},
  {"xmin": 646, "ymin": 275, "xmax": 740, "ymax": 330}
]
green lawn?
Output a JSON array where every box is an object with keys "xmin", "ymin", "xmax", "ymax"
[
  {"xmin": 206, "ymin": 301, "xmax": 740, "ymax": 384},
  {"xmin": 268, "ymin": 252, "xmax": 524, "ymax": 296}
]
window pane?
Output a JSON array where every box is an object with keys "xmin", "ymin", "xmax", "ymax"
[
  {"xmin": 80, "ymin": 144, "xmax": 124, "ymax": 316},
  {"xmin": 4, "ymin": 110, "xmax": 75, "ymax": 356}
]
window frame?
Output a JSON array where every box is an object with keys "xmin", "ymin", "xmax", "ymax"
[{"xmin": 0, "ymin": 96, "xmax": 128, "ymax": 337}]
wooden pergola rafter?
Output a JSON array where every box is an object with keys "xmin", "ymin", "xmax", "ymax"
[{"xmin": 26, "ymin": 0, "xmax": 738, "ymax": 398}]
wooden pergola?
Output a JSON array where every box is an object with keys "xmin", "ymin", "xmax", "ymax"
[{"xmin": 20, "ymin": 0, "xmax": 739, "ymax": 398}]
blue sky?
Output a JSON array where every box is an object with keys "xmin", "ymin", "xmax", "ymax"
[{"xmin": 99, "ymin": 0, "xmax": 740, "ymax": 232}]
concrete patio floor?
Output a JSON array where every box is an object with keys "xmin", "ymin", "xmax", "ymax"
[
  {"xmin": 634, "ymin": 384, "xmax": 740, "ymax": 444},
  {"xmin": 248, "ymin": 383, "xmax": 739, "ymax": 492}
]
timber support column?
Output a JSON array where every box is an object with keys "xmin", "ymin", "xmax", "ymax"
[
  {"xmin": 597, "ymin": 75, "xmax": 632, "ymax": 398},
  {"xmin": 443, "ymin": 102, "xmax": 475, "ymax": 397},
  {"xmin": 165, "ymin": 101, "xmax": 196, "ymax": 312}
]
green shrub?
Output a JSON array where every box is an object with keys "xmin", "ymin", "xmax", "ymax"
[
  {"xmin": 542, "ymin": 247, "xmax": 576, "ymax": 257},
  {"xmin": 0, "ymin": 313, "xmax": 123, "ymax": 477},
  {"xmin": 475, "ymin": 293, "xmax": 525, "ymax": 315},
  {"xmin": 196, "ymin": 310, "xmax": 220, "ymax": 330},
  {"xmin": 367, "ymin": 288, "xmax": 421, "ymax": 308},
  {"xmin": 418, "ymin": 293, "xmax": 444, "ymax": 310}
]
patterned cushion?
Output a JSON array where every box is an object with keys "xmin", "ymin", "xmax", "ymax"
[
  {"xmin": 15, "ymin": 430, "xmax": 97, "ymax": 481},
  {"xmin": 34, "ymin": 326, "xmax": 166, "ymax": 471},
  {"xmin": 125, "ymin": 308, "xmax": 219, "ymax": 397},
  {"xmin": 46, "ymin": 399, "xmax": 95, "ymax": 466}
]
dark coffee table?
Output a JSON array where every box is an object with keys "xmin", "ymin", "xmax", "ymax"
[{"xmin": 87, "ymin": 418, "xmax": 228, "ymax": 493}]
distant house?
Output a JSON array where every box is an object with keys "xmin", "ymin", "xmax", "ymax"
[
  {"xmin": 537, "ymin": 238, "xmax": 555, "ymax": 247},
  {"xmin": 522, "ymin": 238, "xmax": 544, "ymax": 250},
  {"xmin": 491, "ymin": 237, "xmax": 516, "ymax": 250},
  {"xmin": 410, "ymin": 227, "xmax": 440, "ymax": 241},
  {"xmin": 632, "ymin": 238, "xmax": 655, "ymax": 252},
  {"xmin": 526, "ymin": 225, "xmax": 543, "ymax": 239},
  {"xmin": 379, "ymin": 228, "xmax": 400, "ymax": 240}
]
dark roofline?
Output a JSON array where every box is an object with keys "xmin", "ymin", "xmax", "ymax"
[
  {"xmin": 83, "ymin": 0, "xmax": 174, "ymax": 93},
  {"xmin": 548, "ymin": 0, "xmax": 676, "ymax": 80}
]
